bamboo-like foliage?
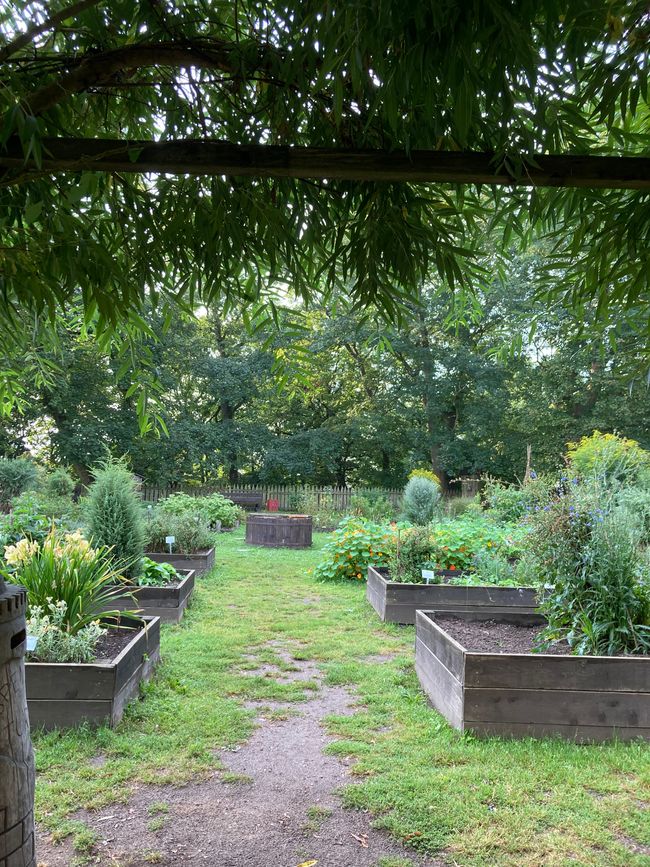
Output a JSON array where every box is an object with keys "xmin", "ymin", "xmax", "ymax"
[{"xmin": 0, "ymin": 0, "xmax": 648, "ymax": 411}]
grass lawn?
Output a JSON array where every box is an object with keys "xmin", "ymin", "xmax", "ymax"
[{"xmin": 34, "ymin": 528, "xmax": 650, "ymax": 866}]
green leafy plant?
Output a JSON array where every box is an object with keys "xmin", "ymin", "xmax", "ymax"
[
  {"xmin": 0, "ymin": 457, "xmax": 39, "ymax": 510},
  {"xmin": 145, "ymin": 512, "xmax": 214, "ymax": 555},
  {"xmin": 427, "ymin": 517, "xmax": 527, "ymax": 572},
  {"xmin": 4, "ymin": 530, "xmax": 134, "ymax": 633},
  {"xmin": 482, "ymin": 475, "xmax": 552, "ymax": 523},
  {"xmin": 27, "ymin": 601, "xmax": 106, "ymax": 663},
  {"xmin": 43, "ymin": 468, "xmax": 75, "ymax": 499},
  {"xmin": 0, "ymin": 497, "xmax": 53, "ymax": 550},
  {"xmin": 401, "ymin": 476, "xmax": 440, "ymax": 525},
  {"xmin": 87, "ymin": 456, "xmax": 145, "ymax": 579},
  {"xmin": 530, "ymin": 481, "xmax": 650, "ymax": 655},
  {"xmin": 157, "ymin": 492, "xmax": 243, "ymax": 529},
  {"xmin": 566, "ymin": 431, "xmax": 650, "ymax": 486},
  {"xmin": 11, "ymin": 489, "xmax": 80, "ymax": 524},
  {"xmin": 408, "ymin": 468, "xmax": 441, "ymax": 485},
  {"xmin": 313, "ymin": 517, "xmax": 394, "ymax": 582},
  {"xmin": 387, "ymin": 526, "xmax": 435, "ymax": 583},
  {"xmin": 137, "ymin": 557, "xmax": 180, "ymax": 587},
  {"xmin": 350, "ymin": 494, "xmax": 396, "ymax": 523}
]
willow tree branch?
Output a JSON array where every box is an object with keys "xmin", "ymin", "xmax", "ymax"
[{"xmin": 0, "ymin": 0, "xmax": 104, "ymax": 62}]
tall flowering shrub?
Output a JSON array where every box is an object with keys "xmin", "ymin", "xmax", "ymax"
[
  {"xmin": 528, "ymin": 480, "xmax": 650, "ymax": 655},
  {"xmin": 313, "ymin": 517, "xmax": 395, "ymax": 582}
]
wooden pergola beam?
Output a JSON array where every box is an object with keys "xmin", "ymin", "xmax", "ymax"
[{"xmin": 2, "ymin": 137, "xmax": 650, "ymax": 189}]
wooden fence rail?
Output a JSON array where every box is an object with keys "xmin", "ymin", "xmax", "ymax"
[{"xmin": 140, "ymin": 483, "xmax": 404, "ymax": 511}]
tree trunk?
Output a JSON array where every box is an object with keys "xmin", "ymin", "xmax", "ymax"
[{"xmin": 0, "ymin": 577, "xmax": 36, "ymax": 867}]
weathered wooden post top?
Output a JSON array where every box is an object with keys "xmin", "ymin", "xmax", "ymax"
[{"xmin": 0, "ymin": 573, "xmax": 36, "ymax": 867}]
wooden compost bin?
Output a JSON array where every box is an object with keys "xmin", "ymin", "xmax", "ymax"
[
  {"xmin": 145, "ymin": 547, "xmax": 215, "ymax": 575},
  {"xmin": 112, "ymin": 570, "xmax": 195, "ymax": 624},
  {"xmin": 415, "ymin": 609, "xmax": 650, "ymax": 743},
  {"xmin": 245, "ymin": 513, "xmax": 312, "ymax": 548},
  {"xmin": 367, "ymin": 565, "xmax": 538, "ymax": 625},
  {"xmin": 26, "ymin": 616, "xmax": 161, "ymax": 731}
]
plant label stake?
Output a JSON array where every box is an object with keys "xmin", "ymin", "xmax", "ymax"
[
  {"xmin": 422, "ymin": 569, "xmax": 435, "ymax": 585},
  {"xmin": 165, "ymin": 535, "xmax": 175, "ymax": 554}
]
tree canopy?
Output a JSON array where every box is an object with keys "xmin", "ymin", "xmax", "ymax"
[{"xmin": 1, "ymin": 0, "xmax": 649, "ymax": 385}]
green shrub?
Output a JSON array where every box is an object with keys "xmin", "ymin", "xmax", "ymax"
[
  {"xmin": 386, "ymin": 526, "xmax": 434, "ymax": 583},
  {"xmin": 27, "ymin": 601, "xmax": 105, "ymax": 663},
  {"xmin": 145, "ymin": 512, "xmax": 214, "ymax": 555},
  {"xmin": 401, "ymin": 476, "xmax": 440, "ymax": 525},
  {"xmin": 428, "ymin": 517, "xmax": 527, "ymax": 572},
  {"xmin": 350, "ymin": 494, "xmax": 396, "ymax": 523},
  {"xmin": 0, "ymin": 497, "xmax": 53, "ymax": 550},
  {"xmin": 44, "ymin": 468, "xmax": 75, "ymax": 499},
  {"xmin": 444, "ymin": 495, "xmax": 481, "ymax": 518},
  {"xmin": 460, "ymin": 549, "xmax": 518, "ymax": 587},
  {"xmin": 566, "ymin": 431, "xmax": 650, "ymax": 486},
  {"xmin": 408, "ymin": 468, "xmax": 441, "ymax": 485},
  {"xmin": 0, "ymin": 457, "xmax": 39, "ymax": 509},
  {"xmin": 615, "ymin": 485, "xmax": 650, "ymax": 545},
  {"xmin": 157, "ymin": 491, "xmax": 243, "ymax": 528},
  {"xmin": 4, "ymin": 530, "xmax": 134, "ymax": 632},
  {"xmin": 12, "ymin": 489, "xmax": 80, "ymax": 523},
  {"xmin": 137, "ymin": 557, "xmax": 180, "ymax": 587},
  {"xmin": 313, "ymin": 517, "xmax": 394, "ymax": 582},
  {"xmin": 483, "ymin": 475, "xmax": 552, "ymax": 523},
  {"xmin": 201, "ymin": 493, "xmax": 244, "ymax": 528},
  {"xmin": 87, "ymin": 456, "xmax": 145, "ymax": 579},
  {"xmin": 529, "ymin": 480, "xmax": 650, "ymax": 655}
]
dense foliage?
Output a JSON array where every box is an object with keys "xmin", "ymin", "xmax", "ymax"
[
  {"xmin": 87, "ymin": 457, "xmax": 145, "ymax": 579},
  {"xmin": 137, "ymin": 558, "xmax": 180, "ymax": 588},
  {"xmin": 0, "ymin": 457, "xmax": 38, "ymax": 509},
  {"xmin": 157, "ymin": 492, "xmax": 243, "ymax": 529},
  {"xmin": 4, "ymin": 530, "xmax": 132, "ymax": 633},
  {"xmin": 0, "ymin": 2, "xmax": 648, "ymax": 419},
  {"xmin": 401, "ymin": 476, "xmax": 441, "ymax": 525},
  {"xmin": 530, "ymin": 482, "xmax": 650, "ymax": 655},
  {"xmin": 145, "ymin": 512, "xmax": 214, "ymax": 556},
  {"xmin": 313, "ymin": 518, "xmax": 393, "ymax": 582}
]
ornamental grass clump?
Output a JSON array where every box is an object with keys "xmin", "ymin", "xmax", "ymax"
[
  {"xmin": 313, "ymin": 517, "xmax": 394, "ymax": 582},
  {"xmin": 529, "ymin": 480, "xmax": 650, "ymax": 655},
  {"xmin": 87, "ymin": 456, "xmax": 145, "ymax": 579},
  {"xmin": 401, "ymin": 476, "xmax": 440, "ymax": 525}
]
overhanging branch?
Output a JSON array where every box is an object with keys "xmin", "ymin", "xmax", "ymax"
[{"xmin": 2, "ymin": 138, "xmax": 650, "ymax": 189}]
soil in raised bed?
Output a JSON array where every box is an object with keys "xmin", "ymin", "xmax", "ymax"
[
  {"xmin": 437, "ymin": 616, "xmax": 572, "ymax": 656},
  {"xmin": 93, "ymin": 626, "xmax": 141, "ymax": 662}
]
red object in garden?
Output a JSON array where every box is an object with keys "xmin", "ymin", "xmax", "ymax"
[{"xmin": 267, "ymin": 498, "xmax": 279, "ymax": 512}]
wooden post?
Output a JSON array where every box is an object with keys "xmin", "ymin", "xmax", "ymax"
[{"xmin": 0, "ymin": 575, "xmax": 36, "ymax": 867}]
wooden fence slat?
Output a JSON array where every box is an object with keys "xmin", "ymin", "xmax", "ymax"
[{"xmin": 140, "ymin": 483, "xmax": 403, "ymax": 509}]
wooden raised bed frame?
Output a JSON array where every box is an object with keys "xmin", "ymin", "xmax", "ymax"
[
  {"xmin": 367, "ymin": 565, "xmax": 538, "ymax": 625},
  {"xmin": 415, "ymin": 609, "xmax": 650, "ymax": 743},
  {"xmin": 26, "ymin": 616, "xmax": 161, "ymax": 731},
  {"xmin": 146, "ymin": 547, "xmax": 215, "ymax": 575},
  {"xmin": 112, "ymin": 570, "xmax": 195, "ymax": 624},
  {"xmin": 245, "ymin": 513, "xmax": 312, "ymax": 548}
]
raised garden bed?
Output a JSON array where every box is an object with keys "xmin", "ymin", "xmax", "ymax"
[
  {"xmin": 112, "ymin": 570, "xmax": 195, "ymax": 624},
  {"xmin": 366, "ymin": 564, "xmax": 538, "ymax": 625},
  {"xmin": 245, "ymin": 513, "xmax": 312, "ymax": 548},
  {"xmin": 26, "ymin": 616, "xmax": 161, "ymax": 731},
  {"xmin": 145, "ymin": 547, "xmax": 215, "ymax": 575},
  {"xmin": 414, "ymin": 609, "xmax": 650, "ymax": 742}
]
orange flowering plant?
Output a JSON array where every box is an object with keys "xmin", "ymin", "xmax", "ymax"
[{"xmin": 313, "ymin": 517, "xmax": 395, "ymax": 582}]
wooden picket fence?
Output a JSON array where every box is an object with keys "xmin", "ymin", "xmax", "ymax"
[{"xmin": 140, "ymin": 483, "xmax": 403, "ymax": 511}]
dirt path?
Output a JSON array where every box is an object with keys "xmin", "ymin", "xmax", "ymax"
[{"xmin": 35, "ymin": 647, "xmax": 443, "ymax": 867}]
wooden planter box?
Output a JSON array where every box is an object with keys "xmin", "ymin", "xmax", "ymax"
[
  {"xmin": 145, "ymin": 547, "xmax": 215, "ymax": 575},
  {"xmin": 112, "ymin": 570, "xmax": 195, "ymax": 624},
  {"xmin": 415, "ymin": 609, "xmax": 650, "ymax": 743},
  {"xmin": 366, "ymin": 565, "xmax": 538, "ymax": 625},
  {"xmin": 26, "ymin": 616, "xmax": 161, "ymax": 731},
  {"xmin": 245, "ymin": 513, "xmax": 312, "ymax": 548}
]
